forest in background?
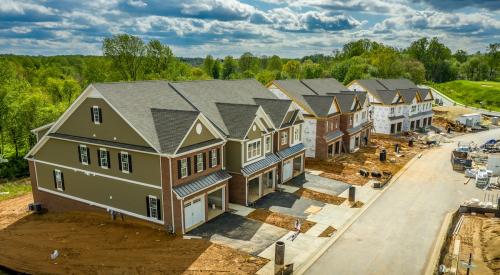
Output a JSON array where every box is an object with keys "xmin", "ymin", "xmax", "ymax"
[{"xmin": 0, "ymin": 34, "xmax": 499, "ymax": 179}]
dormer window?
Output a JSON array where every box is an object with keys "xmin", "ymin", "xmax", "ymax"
[
  {"xmin": 91, "ymin": 106, "xmax": 102, "ymax": 124},
  {"xmin": 280, "ymin": 131, "xmax": 288, "ymax": 145},
  {"xmin": 265, "ymin": 136, "xmax": 271, "ymax": 153},
  {"xmin": 247, "ymin": 139, "xmax": 261, "ymax": 161}
]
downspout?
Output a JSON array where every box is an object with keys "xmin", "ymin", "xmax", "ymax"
[{"xmin": 168, "ymin": 157, "xmax": 175, "ymax": 233}]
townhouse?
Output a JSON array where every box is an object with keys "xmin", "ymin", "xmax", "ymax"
[
  {"xmin": 347, "ymin": 79, "xmax": 433, "ymax": 134},
  {"xmin": 27, "ymin": 81, "xmax": 230, "ymax": 234},
  {"xmin": 170, "ymin": 79, "xmax": 305, "ymax": 205},
  {"xmin": 267, "ymin": 78, "xmax": 371, "ymax": 159},
  {"xmin": 27, "ymin": 79, "xmax": 305, "ymax": 233}
]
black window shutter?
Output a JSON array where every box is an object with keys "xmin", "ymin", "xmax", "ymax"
[
  {"xmin": 187, "ymin": 157, "xmax": 191, "ymax": 176},
  {"xmin": 98, "ymin": 108, "xmax": 102, "ymax": 123},
  {"xmin": 118, "ymin": 153, "xmax": 122, "ymax": 171},
  {"xmin": 203, "ymin": 152, "xmax": 206, "ymax": 170},
  {"xmin": 177, "ymin": 160, "xmax": 182, "ymax": 179},
  {"xmin": 128, "ymin": 155, "xmax": 132, "ymax": 173},
  {"xmin": 97, "ymin": 150, "xmax": 101, "ymax": 167},
  {"xmin": 146, "ymin": 197, "xmax": 150, "ymax": 217},
  {"xmin": 209, "ymin": 150, "xmax": 213, "ymax": 167},
  {"xmin": 193, "ymin": 155, "xmax": 198, "ymax": 173},
  {"xmin": 217, "ymin": 148, "xmax": 221, "ymax": 166},
  {"xmin": 86, "ymin": 147, "xmax": 91, "ymax": 164},
  {"xmin": 53, "ymin": 170, "xmax": 57, "ymax": 189},
  {"xmin": 78, "ymin": 146, "xmax": 82, "ymax": 163},
  {"xmin": 90, "ymin": 108, "xmax": 94, "ymax": 122},
  {"xmin": 106, "ymin": 151, "xmax": 111, "ymax": 168},
  {"xmin": 156, "ymin": 198, "xmax": 162, "ymax": 220},
  {"xmin": 61, "ymin": 172, "xmax": 65, "ymax": 190}
]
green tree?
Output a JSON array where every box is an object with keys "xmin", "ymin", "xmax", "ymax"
[
  {"xmin": 145, "ymin": 39, "xmax": 174, "ymax": 76},
  {"xmin": 212, "ymin": 60, "xmax": 222, "ymax": 79},
  {"xmin": 222, "ymin": 56, "xmax": 238, "ymax": 79},
  {"xmin": 255, "ymin": 70, "xmax": 277, "ymax": 85},
  {"xmin": 486, "ymin": 43, "xmax": 499, "ymax": 80},
  {"xmin": 239, "ymin": 52, "xmax": 259, "ymax": 73},
  {"xmin": 267, "ymin": 55, "xmax": 282, "ymax": 71},
  {"xmin": 203, "ymin": 55, "xmax": 215, "ymax": 78},
  {"xmin": 300, "ymin": 60, "xmax": 322, "ymax": 79},
  {"xmin": 454, "ymin": 50, "xmax": 468, "ymax": 63},
  {"xmin": 102, "ymin": 34, "xmax": 146, "ymax": 80},
  {"xmin": 282, "ymin": 60, "xmax": 301, "ymax": 78}
]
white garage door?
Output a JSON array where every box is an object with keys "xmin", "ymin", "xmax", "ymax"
[
  {"xmin": 283, "ymin": 160, "xmax": 293, "ymax": 182},
  {"xmin": 184, "ymin": 197, "xmax": 205, "ymax": 230}
]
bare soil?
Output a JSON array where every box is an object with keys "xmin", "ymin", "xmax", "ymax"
[
  {"xmin": 306, "ymin": 134, "xmax": 423, "ymax": 185},
  {"xmin": 294, "ymin": 188, "xmax": 346, "ymax": 205},
  {"xmin": 442, "ymin": 215, "xmax": 499, "ymax": 275},
  {"xmin": 0, "ymin": 194, "xmax": 268, "ymax": 274},
  {"xmin": 350, "ymin": 201, "xmax": 364, "ymax": 208},
  {"xmin": 247, "ymin": 208, "xmax": 315, "ymax": 233},
  {"xmin": 318, "ymin": 226, "xmax": 336, "ymax": 238}
]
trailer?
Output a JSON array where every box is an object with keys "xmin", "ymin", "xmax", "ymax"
[{"xmin": 451, "ymin": 150, "xmax": 472, "ymax": 171}]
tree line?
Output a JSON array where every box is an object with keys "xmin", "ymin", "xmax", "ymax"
[{"xmin": 0, "ymin": 34, "xmax": 498, "ymax": 178}]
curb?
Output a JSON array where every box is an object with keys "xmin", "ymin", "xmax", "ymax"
[
  {"xmin": 423, "ymin": 211, "xmax": 454, "ymax": 275},
  {"xmin": 295, "ymin": 151, "xmax": 423, "ymax": 274}
]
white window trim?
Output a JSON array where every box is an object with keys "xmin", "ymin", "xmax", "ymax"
[
  {"xmin": 211, "ymin": 149, "xmax": 217, "ymax": 168},
  {"xmin": 265, "ymin": 135, "xmax": 272, "ymax": 153},
  {"xmin": 280, "ymin": 131, "xmax": 288, "ymax": 146},
  {"xmin": 148, "ymin": 195, "xmax": 158, "ymax": 219},
  {"xmin": 196, "ymin": 153, "xmax": 204, "ymax": 172},
  {"xmin": 247, "ymin": 138, "xmax": 262, "ymax": 161},
  {"xmin": 54, "ymin": 169, "xmax": 63, "ymax": 191},
  {"xmin": 120, "ymin": 151, "xmax": 130, "ymax": 174},
  {"xmin": 79, "ymin": 144, "xmax": 88, "ymax": 165},
  {"xmin": 99, "ymin": 148, "xmax": 108, "ymax": 169},
  {"xmin": 180, "ymin": 158, "xmax": 188, "ymax": 178},
  {"xmin": 92, "ymin": 105, "xmax": 100, "ymax": 125},
  {"xmin": 291, "ymin": 125, "xmax": 301, "ymax": 145}
]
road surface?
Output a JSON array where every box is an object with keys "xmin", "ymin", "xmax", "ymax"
[{"xmin": 305, "ymin": 128, "xmax": 500, "ymax": 275}]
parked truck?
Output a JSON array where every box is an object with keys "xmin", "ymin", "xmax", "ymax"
[{"xmin": 451, "ymin": 150, "xmax": 472, "ymax": 171}]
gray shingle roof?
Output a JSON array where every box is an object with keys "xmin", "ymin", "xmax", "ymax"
[
  {"xmin": 324, "ymin": 130, "xmax": 344, "ymax": 142},
  {"xmin": 333, "ymin": 93, "xmax": 357, "ymax": 113},
  {"xmin": 300, "ymin": 78, "xmax": 348, "ymax": 95},
  {"xmin": 173, "ymin": 170, "xmax": 231, "ymax": 199},
  {"xmin": 241, "ymin": 153, "xmax": 280, "ymax": 176},
  {"xmin": 353, "ymin": 79, "xmax": 418, "ymax": 105},
  {"xmin": 253, "ymin": 98, "xmax": 293, "ymax": 127},
  {"xmin": 216, "ymin": 103, "xmax": 260, "ymax": 139},
  {"xmin": 272, "ymin": 79, "xmax": 319, "ymax": 115},
  {"xmin": 276, "ymin": 143, "xmax": 305, "ymax": 159},
  {"xmin": 346, "ymin": 121, "xmax": 371, "ymax": 135},
  {"xmin": 398, "ymin": 89, "xmax": 419, "ymax": 103},
  {"xmin": 303, "ymin": 95, "xmax": 337, "ymax": 117},
  {"xmin": 93, "ymin": 81, "xmax": 196, "ymax": 153},
  {"xmin": 170, "ymin": 79, "xmax": 280, "ymax": 138},
  {"xmin": 150, "ymin": 109, "xmax": 200, "ymax": 154}
]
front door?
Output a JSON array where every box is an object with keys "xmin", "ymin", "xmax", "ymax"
[
  {"xmin": 283, "ymin": 160, "xmax": 293, "ymax": 182},
  {"xmin": 184, "ymin": 197, "xmax": 205, "ymax": 230}
]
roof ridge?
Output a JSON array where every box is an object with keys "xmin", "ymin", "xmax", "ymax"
[
  {"xmin": 92, "ymin": 80, "xmax": 168, "ymax": 85},
  {"xmin": 375, "ymin": 79, "xmax": 389, "ymax": 90},
  {"xmin": 150, "ymin": 108, "xmax": 199, "ymax": 114},
  {"xmin": 215, "ymin": 102, "xmax": 259, "ymax": 107},
  {"xmin": 299, "ymin": 79, "xmax": 320, "ymax": 95}
]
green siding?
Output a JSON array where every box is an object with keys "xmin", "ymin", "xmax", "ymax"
[
  {"xmin": 57, "ymin": 97, "xmax": 150, "ymax": 147},
  {"xmin": 34, "ymin": 138, "xmax": 161, "ymax": 186},
  {"xmin": 35, "ymin": 162, "xmax": 162, "ymax": 218},
  {"xmin": 225, "ymin": 141, "xmax": 242, "ymax": 172},
  {"xmin": 246, "ymin": 122, "xmax": 262, "ymax": 140},
  {"xmin": 179, "ymin": 119, "xmax": 216, "ymax": 149}
]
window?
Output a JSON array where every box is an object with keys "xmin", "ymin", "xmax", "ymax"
[
  {"xmin": 362, "ymin": 111, "xmax": 366, "ymax": 119},
  {"xmin": 78, "ymin": 145, "xmax": 89, "ymax": 165},
  {"xmin": 210, "ymin": 149, "xmax": 218, "ymax": 167},
  {"xmin": 98, "ymin": 149, "xmax": 110, "ymax": 169},
  {"xmin": 293, "ymin": 126, "xmax": 301, "ymax": 143},
  {"xmin": 349, "ymin": 116, "xmax": 353, "ymax": 125},
  {"xmin": 196, "ymin": 153, "xmax": 204, "ymax": 172},
  {"xmin": 390, "ymin": 107, "xmax": 395, "ymax": 115},
  {"xmin": 247, "ymin": 139, "xmax": 261, "ymax": 161},
  {"xmin": 180, "ymin": 158, "xmax": 188, "ymax": 178},
  {"xmin": 91, "ymin": 106, "xmax": 102, "ymax": 124},
  {"xmin": 53, "ymin": 169, "xmax": 64, "ymax": 191},
  {"xmin": 265, "ymin": 136, "xmax": 271, "ymax": 153},
  {"xmin": 280, "ymin": 131, "xmax": 288, "ymax": 145},
  {"xmin": 147, "ymin": 195, "xmax": 161, "ymax": 220},
  {"xmin": 411, "ymin": 105, "xmax": 416, "ymax": 112},
  {"xmin": 119, "ymin": 152, "xmax": 131, "ymax": 173}
]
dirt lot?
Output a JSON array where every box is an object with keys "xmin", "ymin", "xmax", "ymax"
[
  {"xmin": 247, "ymin": 208, "xmax": 315, "ymax": 233},
  {"xmin": 433, "ymin": 105, "xmax": 490, "ymax": 130},
  {"xmin": 442, "ymin": 215, "xmax": 499, "ymax": 275},
  {"xmin": 0, "ymin": 194, "xmax": 268, "ymax": 274},
  {"xmin": 306, "ymin": 134, "xmax": 424, "ymax": 185},
  {"xmin": 294, "ymin": 188, "xmax": 346, "ymax": 205},
  {"xmin": 318, "ymin": 226, "xmax": 336, "ymax": 238}
]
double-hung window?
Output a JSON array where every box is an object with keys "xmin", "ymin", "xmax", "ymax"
[
  {"xmin": 149, "ymin": 196, "xmax": 158, "ymax": 219},
  {"xmin": 79, "ymin": 145, "xmax": 89, "ymax": 165},
  {"xmin": 211, "ymin": 149, "xmax": 217, "ymax": 167},
  {"xmin": 265, "ymin": 136, "xmax": 271, "ymax": 153},
  {"xmin": 196, "ymin": 153, "xmax": 204, "ymax": 172},
  {"xmin": 280, "ymin": 131, "xmax": 288, "ymax": 145},
  {"xmin": 119, "ymin": 152, "xmax": 131, "ymax": 173},
  {"xmin": 98, "ymin": 149, "xmax": 110, "ymax": 169},
  {"xmin": 91, "ymin": 106, "xmax": 102, "ymax": 124},
  {"xmin": 247, "ymin": 139, "xmax": 261, "ymax": 161},
  {"xmin": 293, "ymin": 126, "xmax": 301, "ymax": 143},
  {"xmin": 180, "ymin": 158, "xmax": 188, "ymax": 178},
  {"xmin": 390, "ymin": 107, "xmax": 395, "ymax": 115},
  {"xmin": 53, "ymin": 169, "xmax": 64, "ymax": 191}
]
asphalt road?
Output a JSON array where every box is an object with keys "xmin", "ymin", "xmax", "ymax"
[{"xmin": 305, "ymin": 128, "xmax": 500, "ymax": 275}]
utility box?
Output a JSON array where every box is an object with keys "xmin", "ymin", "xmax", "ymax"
[
  {"xmin": 487, "ymin": 153, "xmax": 500, "ymax": 176},
  {"xmin": 456, "ymin": 113, "xmax": 481, "ymax": 127}
]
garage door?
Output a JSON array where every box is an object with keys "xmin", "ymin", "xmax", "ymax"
[
  {"xmin": 184, "ymin": 197, "xmax": 205, "ymax": 230},
  {"xmin": 283, "ymin": 160, "xmax": 293, "ymax": 182}
]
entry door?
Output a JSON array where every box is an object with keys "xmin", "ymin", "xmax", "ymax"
[
  {"xmin": 184, "ymin": 197, "xmax": 205, "ymax": 230},
  {"xmin": 283, "ymin": 160, "xmax": 293, "ymax": 182}
]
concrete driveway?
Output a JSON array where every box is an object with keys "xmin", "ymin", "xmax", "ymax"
[
  {"xmin": 188, "ymin": 212, "xmax": 289, "ymax": 255},
  {"xmin": 288, "ymin": 173, "xmax": 351, "ymax": 196},
  {"xmin": 253, "ymin": 191, "xmax": 325, "ymax": 219},
  {"xmin": 305, "ymin": 128, "xmax": 500, "ymax": 275}
]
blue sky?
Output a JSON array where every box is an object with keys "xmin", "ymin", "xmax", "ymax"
[{"xmin": 0, "ymin": 0, "xmax": 499, "ymax": 57}]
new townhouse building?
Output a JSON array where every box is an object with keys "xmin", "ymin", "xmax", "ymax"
[
  {"xmin": 27, "ymin": 79, "xmax": 304, "ymax": 233},
  {"xmin": 347, "ymin": 79, "xmax": 434, "ymax": 134},
  {"xmin": 267, "ymin": 78, "xmax": 371, "ymax": 159}
]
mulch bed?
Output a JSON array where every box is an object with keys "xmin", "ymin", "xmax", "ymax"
[
  {"xmin": 350, "ymin": 201, "xmax": 364, "ymax": 208},
  {"xmin": 294, "ymin": 188, "xmax": 346, "ymax": 205},
  {"xmin": 318, "ymin": 226, "xmax": 337, "ymax": 237},
  {"xmin": 247, "ymin": 208, "xmax": 315, "ymax": 233}
]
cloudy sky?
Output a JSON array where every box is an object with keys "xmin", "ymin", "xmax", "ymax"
[{"xmin": 0, "ymin": 0, "xmax": 499, "ymax": 57}]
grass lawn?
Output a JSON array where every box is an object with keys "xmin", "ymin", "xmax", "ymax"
[
  {"xmin": 0, "ymin": 178, "xmax": 31, "ymax": 202},
  {"xmin": 429, "ymin": 80, "xmax": 500, "ymax": 112}
]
